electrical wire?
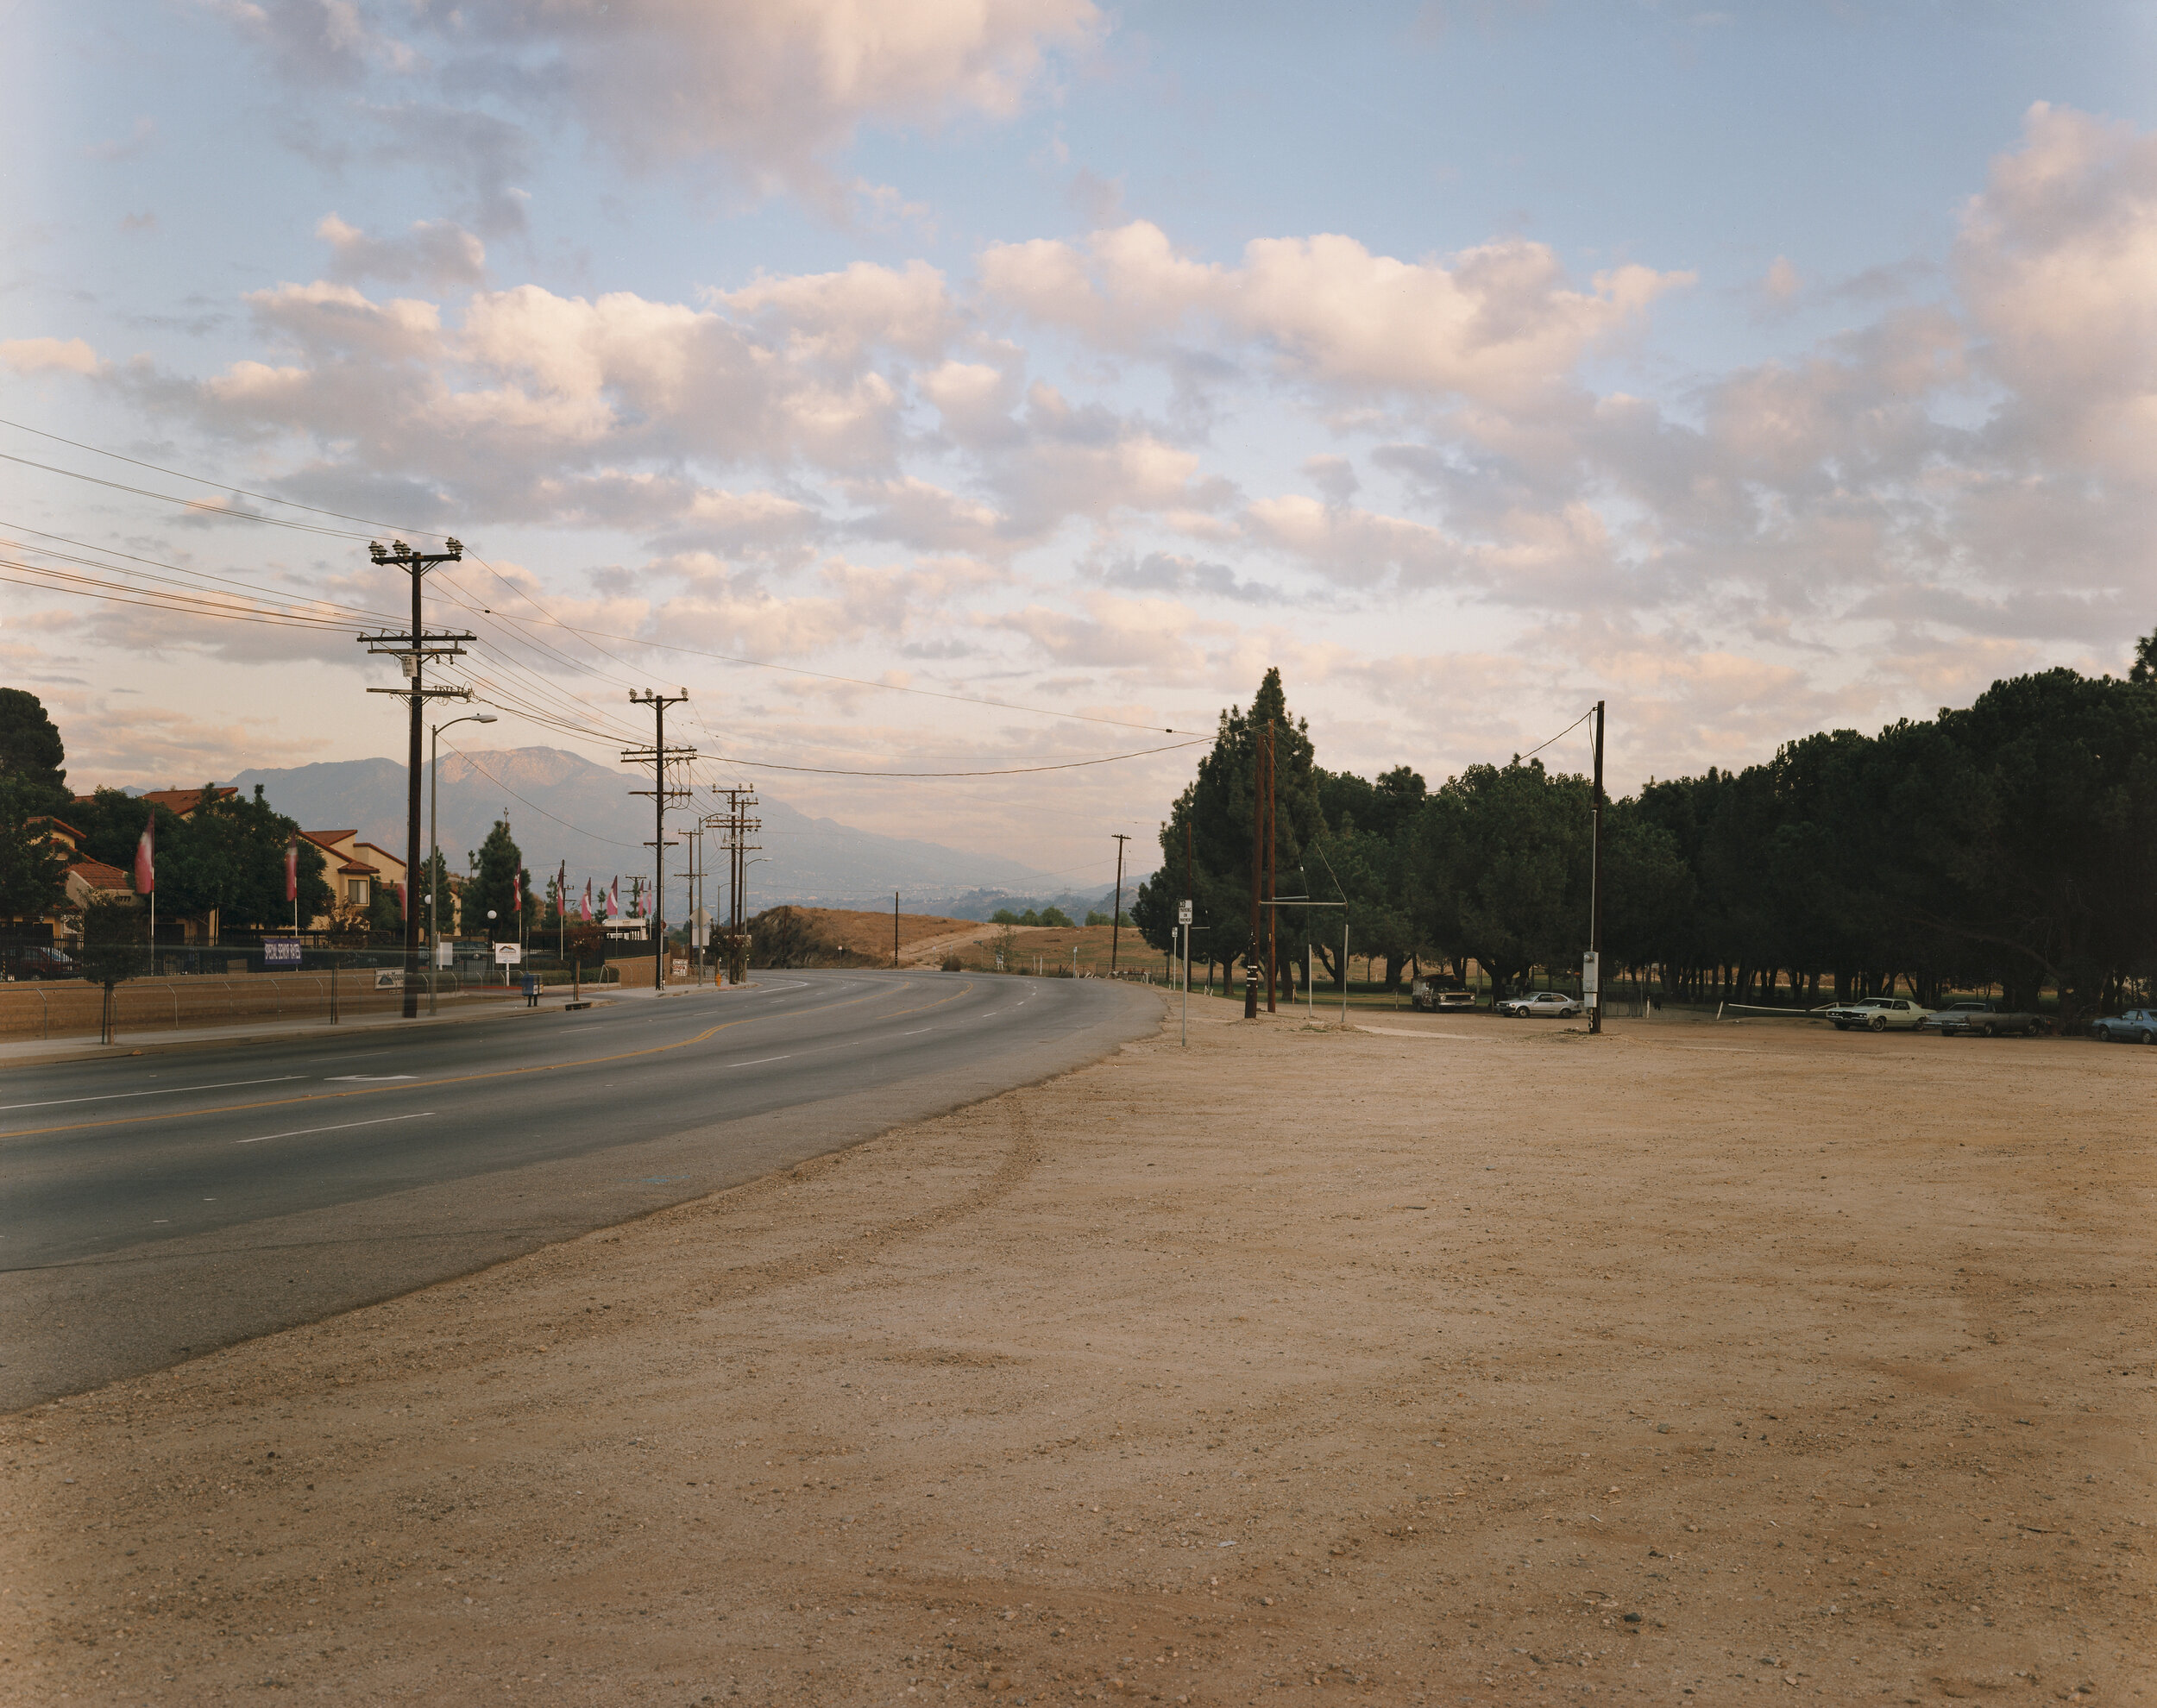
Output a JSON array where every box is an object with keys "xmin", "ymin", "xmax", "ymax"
[
  {"xmin": 689, "ymin": 737, "xmax": 1208, "ymax": 779},
  {"xmin": 0, "ymin": 416, "xmax": 456, "ymax": 540},
  {"xmin": 0, "ymin": 556, "xmax": 371, "ymax": 630},
  {"xmin": 0, "ymin": 417, "xmax": 1207, "ymax": 737},
  {"xmin": 1515, "ymin": 707, "xmax": 1596, "ymax": 764}
]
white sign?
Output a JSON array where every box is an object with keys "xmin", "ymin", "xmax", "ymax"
[
  {"xmin": 494, "ymin": 942, "xmax": 523, "ymax": 964},
  {"xmin": 1582, "ymin": 950, "xmax": 1600, "ymax": 996},
  {"xmin": 373, "ymin": 970, "xmax": 406, "ymax": 989},
  {"xmin": 435, "ymin": 942, "xmax": 454, "ymax": 968},
  {"xmin": 1178, "ymin": 900, "xmax": 1192, "ymax": 926},
  {"xmin": 262, "ymin": 938, "xmax": 302, "ymax": 966},
  {"xmin": 690, "ymin": 907, "xmax": 709, "ymax": 948}
]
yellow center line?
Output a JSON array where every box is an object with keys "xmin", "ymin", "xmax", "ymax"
[{"xmin": 4, "ymin": 976, "xmax": 983, "ymax": 1143}]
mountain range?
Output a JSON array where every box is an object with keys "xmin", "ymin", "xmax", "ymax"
[{"xmin": 221, "ymin": 747, "xmax": 1110, "ymax": 914}]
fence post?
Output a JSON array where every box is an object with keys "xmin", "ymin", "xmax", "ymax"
[
  {"xmin": 167, "ymin": 980, "xmax": 179, "ymax": 1028},
  {"xmin": 38, "ymin": 985, "xmax": 48, "ymax": 1039}
]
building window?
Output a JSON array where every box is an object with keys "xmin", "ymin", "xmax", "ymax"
[{"xmin": 348, "ymin": 878, "xmax": 368, "ymax": 903}]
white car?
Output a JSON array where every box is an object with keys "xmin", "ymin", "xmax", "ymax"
[
  {"xmin": 1822, "ymin": 996, "xmax": 1932, "ymax": 1033},
  {"xmin": 1497, "ymin": 990, "xmax": 1582, "ymax": 1018}
]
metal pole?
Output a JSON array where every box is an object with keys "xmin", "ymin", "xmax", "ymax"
[
  {"xmin": 1180, "ymin": 921, "xmax": 1188, "ymax": 1046},
  {"xmin": 402, "ymin": 555, "xmax": 424, "ymax": 1020},
  {"xmin": 893, "ymin": 891, "xmax": 900, "ymax": 968},
  {"xmin": 1589, "ymin": 698, "xmax": 1606, "ymax": 1037},
  {"xmin": 1341, "ymin": 915, "xmax": 1348, "ymax": 1027}
]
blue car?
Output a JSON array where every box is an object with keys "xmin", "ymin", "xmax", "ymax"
[{"xmin": 2091, "ymin": 1008, "xmax": 2157, "ymax": 1044}]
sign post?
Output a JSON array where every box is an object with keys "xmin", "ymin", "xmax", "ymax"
[
  {"xmin": 1582, "ymin": 949, "xmax": 1600, "ymax": 1014},
  {"xmin": 1178, "ymin": 899, "xmax": 1192, "ymax": 1046}
]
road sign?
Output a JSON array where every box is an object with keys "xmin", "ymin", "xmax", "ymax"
[
  {"xmin": 494, "ymin": 942, "xmax": 522, "ymax": 965},
  {"xmin": 1178, "ymin": 900, "xmax": 1192, "ymax": 926},
  {"xmin": 263, "ymin": 938, "xmax": 302, "ymax": 966}
]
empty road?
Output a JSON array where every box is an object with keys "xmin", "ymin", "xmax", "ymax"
[{"xmin": 0, "ymin": 970, "xmax": 1157, "ymax": 1409}]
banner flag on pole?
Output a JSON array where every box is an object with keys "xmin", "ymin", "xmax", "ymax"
[
  {"xmin": 580, "ymin": 879, "xmax": 592, "ymax": 920},
  {"xmin": 134, "ymin": 817, "xmax": 155, "ymax": 894},
  {"xmin": 285, "ymin": 838, "xmax": 299, "ymax": 902}
]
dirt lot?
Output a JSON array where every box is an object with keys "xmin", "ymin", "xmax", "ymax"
[{"xmin": 4, "ymin": 1003, "xmax": 2150, "ymax": 1705}]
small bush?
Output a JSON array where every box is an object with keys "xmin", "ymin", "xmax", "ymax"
[{"xmin": 940, "ymin": 953, "xmax": 965, "ymax": 971}]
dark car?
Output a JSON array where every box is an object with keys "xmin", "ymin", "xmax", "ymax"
[{"xmin": 8, "ymin": 945, "xmax": 77, "ymax": 980}]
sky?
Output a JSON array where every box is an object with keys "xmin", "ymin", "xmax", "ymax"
[{"xmin": 3, "ymin": 0, "xmax": 2154, "ymax": 895}]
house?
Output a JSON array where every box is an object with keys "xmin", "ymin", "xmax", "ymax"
[
  {"xmin": 18, "ymin": 817, "xmax": 141, "ymax": 946},
  {"xmin": 299, "ymin": 830, "xmax": 408, "ymax": 923}
]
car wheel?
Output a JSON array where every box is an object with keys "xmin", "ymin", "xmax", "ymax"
[
  {"xmin": 1869, "ymin": 1014, "xmax": 1887, "ymax": 1032},
  {"xmin": 1981, "ymin": 1021, "xmax": 1997, "ymax": 1038},
  {"xmin": 2141, "ymin": 1029, "xmax": 2155, "ymax": 1046},
  {"xmin": 1832, "ymin": 1021, "xmax": 1847, "ymax": 1031}
]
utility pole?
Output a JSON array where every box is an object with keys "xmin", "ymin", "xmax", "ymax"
[
  {"xmin": 360, "ymin": 537, "xmax": 473, "ymax": 1020},
  {"xmin": 623, "ymin": 690, "xmax": 693, "ymax": 993},
  {"xmin": 1588, "ymin": 698, "xmax": 1607, "ymax": 1036},
  {"xmin": 1261, "ymin": 722, "xmax": 1278, "ymax": 1014},
  {"xmin": 1110, "ymin": 832, "xmax": 1130, "ymax": 976},
  {"xmin": 892, "ymin": 892, "xmax": 900, "ymax": 968}
]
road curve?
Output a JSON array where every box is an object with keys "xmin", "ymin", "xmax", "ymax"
[{"xmin": 0, "ymin": 970, "xmax": 1158, "ymax": 1410}]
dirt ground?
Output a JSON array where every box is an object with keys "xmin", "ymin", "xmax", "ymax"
[{"xmin": 4, "ymin": 1002, "xmax": 2150, "ymax": 1705}]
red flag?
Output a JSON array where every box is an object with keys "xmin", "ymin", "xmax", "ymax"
[
  {"xmin": 395, "ymin": 881, "xmax": 406, "ymax": 914},
  {"xmin": 607, "ymin": 877, "xmax": 620, "ymax": 919},
  {"xmin": 514, "ymin": 870, "xmax": 523, "ymax": 914},
  {"xmin": 579, "ymin": 880, "xmax": 592, "ymax": 921},
  {"xmin": 285, "ymin": 838, "xmax": 299, "ymax": 902},
  {"xmin": 134, "ymin": 816, "xmax": 155, "ymax": 895}
]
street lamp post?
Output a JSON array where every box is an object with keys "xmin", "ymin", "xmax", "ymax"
[{"xmin": 429, "ymin": 711, "xmax": 497, "ymax": 1016}]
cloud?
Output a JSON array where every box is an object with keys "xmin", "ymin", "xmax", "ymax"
[
  {"xmin": 1, "ymin": 336, "xmax": 102, "ymax": 375},
  {"xmin": 1956, "ymin": 101, "xmax": 2157, "ymax": 481},
  {"xmin": 221, "ymin": 0, "xmax": 1096, "ymax": 199},
  {"xmin": 981, "ymin": 219, "xmax": 1691, "ymax": 406},
  {"xmin": 85, "ymin": 116, "xmax": 156, "ymax": 162},
  {"xmin": 318, "ymin": 214, "xmax": 486, "ymax": 287}
]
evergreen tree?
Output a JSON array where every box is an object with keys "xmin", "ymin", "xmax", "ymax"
[
  {"xmin": 465, "ymin": 819, "xmax": 532, "ymax": 939},
  {"xmin": 0, "ymin": 774, "xmax": 69, "ymax": 923},
  {"xmin": 0, "ymin": 688, "xmax": 70, "ymax": 815}
]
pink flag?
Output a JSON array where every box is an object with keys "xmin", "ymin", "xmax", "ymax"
[
  {"xmin": 607, "ymin": 877, "xmax": 620, "ymax": 919},
  {"xmin": 134, "ymin": 817, "xmax": 155, "ymax": 895},
  {"xmin": 514, "ymin": 870, "xmax": 523, "ymax": 914},
  {"xmin": 579, "ymin": 880, "xmax": 592, "ymax": 921},
  {"xmin": 285, "ymin": 838, "xmax": 299, "ymax": 902},
  {"xmin": 395, "ymin": 881, "xmax": 406, "ymax": 914}
]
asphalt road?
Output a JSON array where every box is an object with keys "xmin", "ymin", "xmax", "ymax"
[{"xmin": 0, "ymin": 970, "xmax": 1158, "ymax": 1410}]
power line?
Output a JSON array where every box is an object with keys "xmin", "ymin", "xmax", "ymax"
[
  {"xmin": 690, "ymin": 737, "xmax": 1209, "ymax": 779},
  {"xmin": 1516, "ymin": 706, "xmax": 1597, "ymax": 764},
  {"xmin": 1, "ymin": 417, "xmax": 1208, "ymax": 737}
]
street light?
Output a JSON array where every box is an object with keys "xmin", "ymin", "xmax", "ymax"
[{"xmin": 428, "ymin": 710, "xmax": 497, "ymax": 1015}]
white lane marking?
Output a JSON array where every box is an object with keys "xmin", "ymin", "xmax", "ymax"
[
  {"xmin": 729, "ymin": 1055, "xmax": 793, "ymax": 1068},
  {"xmin": 236, "ymin": 1114, "xmax": 434, "ymax": 1146},
  {"xmin": 0, "ymin": 1074, "xmax": 306, "ymax": 1112},
  {"xmin": 325, "ymin": 1074, "xmax": 415, "ymax": 1081},
  {"xmin": 896, "ymin": 1028, "xmax": 933, "ymax": 1036}
]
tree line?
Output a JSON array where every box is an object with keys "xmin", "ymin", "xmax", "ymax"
[{"xmin": 1133, "ymin": 646, "xmax": 2157, "ymax": 1022}]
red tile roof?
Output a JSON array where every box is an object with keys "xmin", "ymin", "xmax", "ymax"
[{"xmin": 66, "ymin": 860, "xmax": 135, "ymax": 892}]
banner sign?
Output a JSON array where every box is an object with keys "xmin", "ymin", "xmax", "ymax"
[
  {"xmin": 374, "ymin": 970, "xmax": 406, "ymax": 989},
  {"xmin": 494, "ymin": 942, "xmax": 523, "ymax": 965},
  {"xmin": 263, "ymin": 939, "xmax": 303, "ymax": 966}
]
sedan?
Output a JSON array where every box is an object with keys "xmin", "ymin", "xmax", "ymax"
[
  {"xmin": 2091, "ymin": 1008, "xmax": 2157, "ymax": 1044},
  {"xmin": 1497, "ymin": 990, "xmax": 1582, "ymax": 1018},
  {"xmin": 1822, "ymin": 996, "xmax": 1932, "ymax": 1032}
]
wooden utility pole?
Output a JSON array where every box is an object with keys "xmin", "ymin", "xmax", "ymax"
[
  {"xmin": 1589, "ymin": 698, "xmax": 1607, "ymax": 1035},
  {"xmin": 1110, "ymin": 832, "xmax": 1130, "ymax": 975},
  {"xmin": 623, "ymin": 690, "xmax": 693, "ymax": 992},
  {"xmin": 1263, "ymin": 722, "xmax": 1278, "ymax": 1014},
  {"xmin": 359, "ymin": 537, "xmax": 472, "ymax": 1020},
  {"xmin": 893, "ymin": 892, "xmax": 900, "ymax": 968}
]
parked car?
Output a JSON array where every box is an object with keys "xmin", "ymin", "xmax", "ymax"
[
  {"xmin": 1496, "ymin": 990, "xmax": 1582, "ymax": 1019},
  {"xmin": 1410, "ymin": 977, "xmax": 1475, "ymax": 1012},
  {"xmin": 1821, "ymin": 996, "xmax": 1932, "ymax": 1032},
  {"xmin": 6, "ymin": 945, "xmax": 76, "ymax": 980},
  {"xmin": 1920, "ymin": 1000, "xmax": 2045, "ymax": 1038},
  {"xmin": 2091, "ymin": 1008, "xmax": 2157, "ymax": 1044}
]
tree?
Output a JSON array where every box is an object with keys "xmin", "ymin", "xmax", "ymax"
[
  {"xmin": 1135, "ymin": 667, "xmax": 1324, "ymax": 986},
  {"xmin": 1412, "ymin": 760, "xmax": 1591, "ymax": 999},
  {"xmin": 0, "ymin": 688, "xmax": 70, "ymax": 815},
  {"xmin": 464, "ymin": 819, "xmax": 532, "ymax": 940},
  {"xmin": 76, "ymin": 895, "xmax": 147, "ymax": 1044},
  {"xmin": 0, "ymin": 774, "xmax": 68, "ymax": 924},
  {"xmin": 157, "ymin": 783, "xmax": 331, "ymax": 933},
  {"xmin": 2131, "ymin": 625, "xmax": 2157, "ymax": 685}
]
